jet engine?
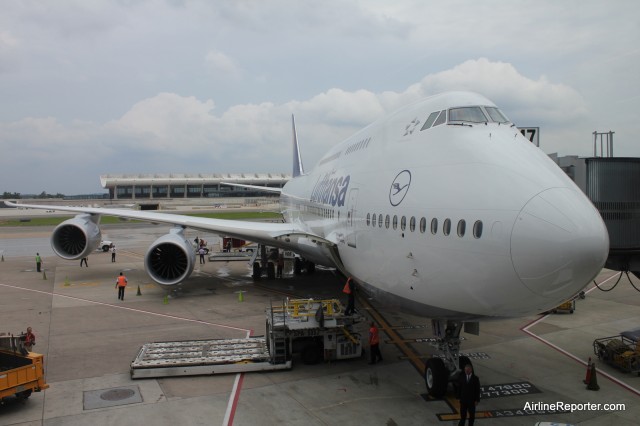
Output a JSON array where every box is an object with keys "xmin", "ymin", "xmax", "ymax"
[
  {"xmin": 144, "ymin": 227, "xmax": 195, "ymax": 286},
  {"xmin": 51, "ymin": 214, "xmax": 102, "ymax": 260}
]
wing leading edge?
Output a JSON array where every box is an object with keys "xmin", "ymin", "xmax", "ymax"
[{"xmin": 4, "ymin": 201, "xmax": 320, "ymax": 249}]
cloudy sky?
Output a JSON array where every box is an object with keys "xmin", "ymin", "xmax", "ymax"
[{"xmin": 1, "ymin": 0, "xmax": 638, "ymax": 194}]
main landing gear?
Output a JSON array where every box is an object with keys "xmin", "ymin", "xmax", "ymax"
[{"xmin": 423, "ymin": 319, "xmax": 474, "ymax": 399}]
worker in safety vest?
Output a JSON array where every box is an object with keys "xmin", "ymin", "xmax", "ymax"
[
  {"xmin": 24, "ymin": 327, "xmax": 35, "ymax": 352},
  {"xmin": 343, "ymin": 277, "xmax": 355, "ymax": 315},
  {"xmin": 115, "ymin": 272, "xmax": 128, "ymax": 301},
  {"xmin": 368, "ymin": 321, "xmax": 383, "ymax": 364}
]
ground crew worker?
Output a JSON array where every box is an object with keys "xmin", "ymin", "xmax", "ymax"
[
  {"xmin": 115, "ymin": 272, "xmax": 128, "ymax": 301},
  {"xmin": 343, "ymin": 277, "xmax": 355, "ymax": 315},
  {"xmin": 457, "ymin": 364, "xmax": 481, "ymax": 426},
  {"xmin": 35, "ymin": 253, "xmax": 42, "ymax": 272},
  {"xmin": 368, "ymin": 321, "xmax": 383, "ymax": 364},
  {"xmin": 24, "ymin": 327, "xmax": 35, "ymax": 352},
  {"xmin": 111, "ymin": 245, "xmax": 116, "ymax": 262},
  {"xmin": 198, "ymin": 247, "xmax": 206, "ymax": 264},
  {"xmin": 276, "ymin": 254, "xmax": 284, "ymax": 278},
  {"xmin": 80, "ymin": 257, "xmax": 88, "ymax": 267}
]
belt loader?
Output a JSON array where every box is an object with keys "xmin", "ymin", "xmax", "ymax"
[{"xmin": 130, "ymin": 298, "xmax": 364, "ymax": 379}]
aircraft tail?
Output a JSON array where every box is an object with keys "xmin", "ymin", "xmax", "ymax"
[{"xmin": 292, "ymin": 115, "xmax": 305, "ymax": 177}]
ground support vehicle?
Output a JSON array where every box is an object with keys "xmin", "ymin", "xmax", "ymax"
[
  {"xmin": 593, "ymin": 329, "xmax": 640, "ymax": 375},
  {"xmin": 552, "ymin": 299, "xmax": 576, "ymax": 314},
  {"xmin": 0, "ymin": 334, "xmax": 49, "ymax": 402},
  {"xmin": 130, "ymin": 299, "xmax": 364, "ymax": 379}
]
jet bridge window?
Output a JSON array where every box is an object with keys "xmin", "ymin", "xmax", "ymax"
[
  {"xmin": 448, "ymin": 107, "xmax": 488, "ymax": 123},
  {"xmin": 484, "ymin": 107, "xmax": 510, "ymax": 123}
]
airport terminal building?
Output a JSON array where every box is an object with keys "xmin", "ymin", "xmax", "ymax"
[{"xmin": 100, "ymin": 173, "xmax": 290, "ymax": 200}]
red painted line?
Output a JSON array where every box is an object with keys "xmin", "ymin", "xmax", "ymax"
[{"xmin": 520, "ymin": 272, "xmax": 640, "ymax": 397}]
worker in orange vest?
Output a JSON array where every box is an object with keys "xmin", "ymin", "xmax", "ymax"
[
  {"xmin": 368, "ymin": 321, "xmax": 383, "ymax": 364},
  {"xmin": 343, "ymin": 277, "xmax": 355, "ymax": 315},
  {"xmin": 115, "ymin": 272, "xmax": 128, "ymax": 301}
]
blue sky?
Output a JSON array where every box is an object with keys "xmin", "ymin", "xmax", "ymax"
[{"xmin": 1, "ymin": 0, "xmax": 638, "ymax": 193}]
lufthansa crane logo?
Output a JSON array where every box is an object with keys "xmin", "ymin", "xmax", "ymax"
[{"xmin": 389, "ymin": 170, "xmax": 411, "ymax": 206}]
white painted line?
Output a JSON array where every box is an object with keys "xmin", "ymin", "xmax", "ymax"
[
  {"xmin": 521, "ymin": 272, "xmax": 640, "ymax": 397},
  {"xmin": 0, "ymin": 282, "xmax": 251, "ymax": 425}
]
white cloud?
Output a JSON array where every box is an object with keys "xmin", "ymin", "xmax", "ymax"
[{"xmin": 204, "ymin": 50, "xmax": 241, "ymax": 75}]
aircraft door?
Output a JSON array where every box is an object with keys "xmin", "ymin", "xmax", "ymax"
[{"xmin": 346, "ymin": 188, "xmax": 359, "ymax": 248}]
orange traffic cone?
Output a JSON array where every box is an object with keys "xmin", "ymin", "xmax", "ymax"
[
  {"xmin": 586, "ymin": 362, "xmax": 600, "ymax": 391},
  {"xmin": 583, "ymin": 357, "xmax": 592, "ymax": 384}
]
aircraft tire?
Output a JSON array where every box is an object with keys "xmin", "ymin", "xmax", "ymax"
[{"xmin": 424, "ymin": 357, "xmax": 448, "ymax": 398}]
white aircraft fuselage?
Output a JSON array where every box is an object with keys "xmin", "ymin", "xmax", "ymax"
[
  {"xmin": 7, "ymin": 92, "xmax": 609, "ymax": 323},
  {"xmin": 280, "ymin": 92, "xmax": 609, "ymax": 320}
]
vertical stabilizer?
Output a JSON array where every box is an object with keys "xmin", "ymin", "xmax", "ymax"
[{"xmin": 292, "ymin": 115, "xmax": 305, "ymax": 177}]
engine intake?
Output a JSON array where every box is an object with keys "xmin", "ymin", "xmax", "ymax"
[
  {"xmin": 144, "ymin": 227, "xmax": 195, "ymax": 286},
  {"xmin": 51, "ymin": 214, "xmax": 102, "ymax": 260}
]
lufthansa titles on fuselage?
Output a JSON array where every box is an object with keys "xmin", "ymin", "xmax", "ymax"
[{"xmin": 310, "ymin": 172, "xmax": 350, "ymax": 207}]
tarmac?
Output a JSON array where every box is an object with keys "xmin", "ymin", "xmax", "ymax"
[{"xmin": 1, "ymin": 223, "xmax": 639, "ymax": 425}]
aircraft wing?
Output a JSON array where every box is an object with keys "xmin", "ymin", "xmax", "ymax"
[
  {"xmin": 4, "ymin": 201, "xmax": 314, "ymax": 247},
  {"xmin": 219, "ymin": 182, "xmax": 282, "ymax": 193}
]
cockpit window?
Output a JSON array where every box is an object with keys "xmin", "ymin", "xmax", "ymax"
[
  {"xmin": 432, "ymin": 110, "xmax": 447, "ymax": 127},
  {"xmin": 484, "ymin": 107, "xmax": 510, "ymax": 123},
  {"xmin": 448, "ymin": 107, "xmax": 488, "ymax": 123},
  {"xmin": 420, "ymin": 111, "xmax": 440, "ymax": 131}
]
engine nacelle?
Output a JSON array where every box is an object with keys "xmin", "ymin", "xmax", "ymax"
[
  {"xmin": 51, "ymin": 214, "xmax": 102, "ymax": 260},
  {"xmin": 144, "ymin": 227, "xmax": 195, "ymax": 286}
]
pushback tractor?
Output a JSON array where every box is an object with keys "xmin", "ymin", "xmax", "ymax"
[{"xmin": 130, "ymin": 299, "xmax": 364, "ymax": 379}]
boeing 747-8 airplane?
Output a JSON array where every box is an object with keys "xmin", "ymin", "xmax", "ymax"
[{"xmin": 7, "ymin": 91, "xmax": 609, "ymax": 397}]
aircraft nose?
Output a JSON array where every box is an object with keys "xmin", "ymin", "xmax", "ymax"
[{"xmin": 511, "ymin": 187, "xmax": 609, "ymax": 297}]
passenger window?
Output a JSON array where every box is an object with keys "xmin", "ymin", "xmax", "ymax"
[
  {"xmin": 457, "ymin": 220, "xmax": 466, "ymax": 237},
  {"xmin": 401, "ymin": 216, "xmax": 406, "ymax": 231},
  {"xmin": 385, "ymin": 215, "xmax": 390, "ymax": 229},
  {"xmin": 410, "ymin": 216, "xmax": 416, "ymax": 232},
  {"xmin": 378, "ymin": 214, "xmax": 383, "ymax": 228},
  {"xmin": 432, "ymin": 110, "xmax": 447, "ymax": 127},
  {"xmin": 473, "ymin": 220, "xmax": 483, "ymax": 239},
  {"xmin": 443, "ymin": 218, "xmax": 451, "ymax": 236},
  {"xmin": 431, "ymin": 218, "xmax": 438, "ymax": 234},
  {"xmin": 372, "ymin": 214, "xmax": 376, "ymax": 227},
  {"xmin": 420, "ymin": 111, "xmax": 440, "ymax": 131},
  {"xmin": 420, "ymin": 217, "xmax": 426, "ymax": 233},
  {"xmin": 393, "ymin": 215, "xmax": 398, "ymax": 230}
]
